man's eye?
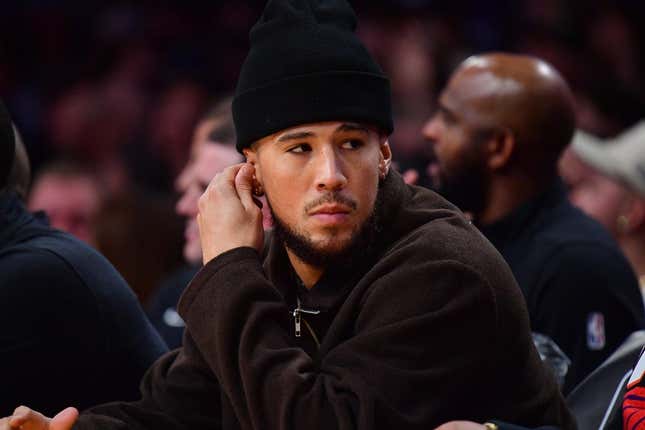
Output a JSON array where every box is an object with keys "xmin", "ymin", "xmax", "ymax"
[
  {"xmin": 288, "ymin": 143, "xmax": 311, "ymax": 153},
  {"xmin": 439, "ymin": 110, "xmax": 456, "ymax": 125},
  {"xmin": 341, "ymin": 139, "xmax": 364, "ymax": 149}
]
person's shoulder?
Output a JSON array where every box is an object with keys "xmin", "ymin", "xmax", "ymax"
[
  {"xmin": 27, "ymin": 229, "xmax": 128, "ymax": 282},
  {"xmin": 3, "ymin": 227, "xmax": 137, "ymax": 302},
  {"xmin": 542, "ymin": 238, "xmax": 638, "ymax": 293},
  {"xmin": 388, "ymin": 192, "xmax": 508, "ymax": 280},
  {"xmin": 537, "ymin": 204, "xmax": 633, "ymax": 277},
  {"xmin": 535, "ymin": 197, "xmax": 618, "ymax": 250},
  {"xmin": 381, "ymin": 184, "xmax": 530, "ymax": 304},
  {"xmin": 0, "ymin": 245, "xmax": 100, "ymax": 322},
  {"xmin": 532, "ymin": 221, "xmax": 640, "ymax": 310},
  {"xmin": 0, "ymin": 244, "xmax": 83, "ymax": 289},
  {"xmin": 379, "ymin": 201, "xmax": 522, "ymax": 301}
]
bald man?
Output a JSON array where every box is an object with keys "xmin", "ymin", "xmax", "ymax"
[{"xmin": 424, "ymin": 53, "xmax": 644, "ymax": 393}]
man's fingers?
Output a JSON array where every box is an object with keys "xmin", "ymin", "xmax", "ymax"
[
  {"xmin": 50, "ymin": 408, "xmax": 78, "ymax": 430},
  {"xmin": 209, "ymin": 163, "xmax": 245, "ymax": 197},
  {"xmin": 199, "ymin": 164, "xmax": 245, "ymax": 213},
  {"xmin": 9, "ymin": 406, "xmax": 48, "ymax": 430},
  {"xmin": 234, "ymin": 163, "xmax": 259, "ymax": 212},
  {"xmin": 0, "ymin": 417, "xmax": 11, "ymax": 430}
]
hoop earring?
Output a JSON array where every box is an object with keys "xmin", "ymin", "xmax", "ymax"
[{"xmin": 617, "ymin": 214, "xmax": 630, "ymax": 233}]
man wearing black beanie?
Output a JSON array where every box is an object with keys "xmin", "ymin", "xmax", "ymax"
[{"xmin": 2, "ymin": 1, "xmax": 574, "ymax": 430}]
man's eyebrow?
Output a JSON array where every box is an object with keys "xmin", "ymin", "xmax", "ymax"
[
  {"xmin": 334, "ymin": 123, "xmax": 370, "ymax": 134},
  {"xmin": 276, "ymin": 131, "xmax": 315, "ymax": 143},
  {"xmin": 437, "ymin": 102, "xmax": 457, "ymax": 121}
]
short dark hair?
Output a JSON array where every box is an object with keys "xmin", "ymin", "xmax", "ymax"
[
  {"xmin": 0, "ymin": 101, "xmax": 16, "ymax": 190},
  {"xmin": 200, "ymin": 96, "xmax": 236, "ymax": 146},
  {"xmin": 5, "ymin": 125, "xmax": 31, "ymax": 199},
  {"xmin": 31, "ymin": 159, "xmax": 102, "ymax": 198}
]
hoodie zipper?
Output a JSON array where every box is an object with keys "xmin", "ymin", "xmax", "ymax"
[{"xmin": 293, "ymin": 298, "xmax": 321, "ymax": 347}]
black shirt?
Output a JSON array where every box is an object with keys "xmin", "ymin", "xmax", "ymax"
[
  {"xmin": 0, "ymin": 192, "xmax": 168, "ymax": 416},
  {"xmin": 480, "ymin": 179, "xmax": 644, "ymax": 393},
  {"xmin": 146, "ymin": 265, "xmax": 199, "ymax": 349}
]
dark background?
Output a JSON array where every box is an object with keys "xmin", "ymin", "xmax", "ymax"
[{"xmin": 2, "ymin": 0, "xmax": 643, "ymax": 299}]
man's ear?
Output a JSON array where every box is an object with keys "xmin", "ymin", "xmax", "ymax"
[
  {"xmin": 486, "ymin": 129, "xmax": 515, "ymax": 171},
  {"xmin": 242, "ymin": 147, "xmax": 255, "ymax": 164},
  {"xmin": 625, "ymin": 197, "xmax": 645, "ymax": 233},
  {"xmin": 379, "ymin": 138, "xmax": 393, "ymax": 177},
  {"xmin": 243, "ymin": 147, "xmax": 263, "ymax": 188}
]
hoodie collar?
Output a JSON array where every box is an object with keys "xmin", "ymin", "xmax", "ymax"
[{"xmin": 263, "ymin": 169, "xmax": 408, "ymax": 311}]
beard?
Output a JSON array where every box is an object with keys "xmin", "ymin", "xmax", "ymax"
[
  {"xmin": 269, "ymin": 188, "xmax": 383, "ymax": 270},
  {"xmin": 436, "ymin": 161, "xmax": 488, "ymax": 216}
]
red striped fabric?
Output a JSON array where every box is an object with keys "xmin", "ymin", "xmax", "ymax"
[{"xmin": 624, "ymin": 386, "xmax": 645, "ymax": 430}]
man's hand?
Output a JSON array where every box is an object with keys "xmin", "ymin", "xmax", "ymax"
[
  {"xmin": 0, "ymin": 406, "xmax": 78, "ymax": 430},
  {"xmin": 198, "ymin": 163, "xmax": 264, "ymax": 264},
  {"xmin": 435, "ymin": 421, "xmax": 488, "ymax": 430}
]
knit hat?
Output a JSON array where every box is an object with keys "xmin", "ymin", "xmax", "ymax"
[
  {"xmin": 0, "ymin": 100, "xmax": 16, "ymax": 188},
  {"xmin": 572, "ymin": 121, "xmax": 645, "ymax": 197},
  {"xmin": 233, "ymin": 0, "xmax": 393, "ymax": 152}
]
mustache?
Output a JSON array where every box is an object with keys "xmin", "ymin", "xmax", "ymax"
[{"xmin": 304, "ymin": 192, "xmax": 358, "ymax": 213}]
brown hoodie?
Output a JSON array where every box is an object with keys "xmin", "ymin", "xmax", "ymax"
[{"xmin": 76, "ymin": 171, "xmax": 575, "ymax": 429}]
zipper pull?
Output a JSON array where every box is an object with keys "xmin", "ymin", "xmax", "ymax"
[
  {"xmin": 293, "ymin": 308, "xmax": 302, "ymax": 337},
  {"xmin": 292, "ymin": 298, "xmax": 320, "ymax": 338}
]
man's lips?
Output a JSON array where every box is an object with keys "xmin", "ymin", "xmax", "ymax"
[
  {"xmin": 309, "ymin": 204, "xmax": 352, "ymax": 215},
  {"xmin": 184, "ymin": 220, "xmax": 199, "ymax": 242},
  {"xmin": 309, "ymin": 204, "xmax": 352, "ymax": 224}
]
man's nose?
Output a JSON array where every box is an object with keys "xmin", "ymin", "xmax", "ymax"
[
  {"xmin": 421, "ymin": 115, "xmax": 440, "ymax": 145},
  {"xmin": 175, "ymin": 164, "xmax": 193, "ymax": 193},
  {"xmin": 176, "ymin": 188, "xmax": 199, "ymax": 217},
  {"xmin": 315, "ymin": 148, "xmax": 347, "ymax": 192}
]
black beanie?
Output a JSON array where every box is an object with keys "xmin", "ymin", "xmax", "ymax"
[
  {"xmin": 0, "ymin": 100, "xmax": 15, "ymax": 188},
  {"xmin": 233, "ymin": 0, "xmax": 393, "ymax": 152}
]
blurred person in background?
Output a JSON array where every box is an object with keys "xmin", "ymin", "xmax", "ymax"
[
  {"xmin": 136, "ymin": 81, "xmax": 207, "ymax": 188},
  {"xmin": 7, "ymin": 124, "xmax": 30, "ymax": 199},
  {"xmin": 423, "ymin": 52, "xmax": 643, "ymax": 393},
  {"xmin": 146, "ymin": 98, "xmax": 243, "ymax": 348},
  {"xmin": 0, "ymin": 1, "xmax": 575, "ymax": 428},
  {"xmin": 27, "ymin": 160, "xmax": 103, "ymax": 246},
  {"xmin": 47, "ymin": 82, "xmax": 141, "ymax": 198},
  {"xmin": 568, "ymin": 122, "xmax": 645, "ymax": 304},
  {"xmin": 0, "ymin": 101, "xmax": 167, "ymax": 416}
]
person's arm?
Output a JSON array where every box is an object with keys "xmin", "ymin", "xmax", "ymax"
[
  {"xmin": 0, "ymin": 406, "xmax": 79, "ymax": 430},
  {"xmin": 75, "ymin": 334, "xmax": 223, "ymax": 430},
  {"xmin": 1, "ymin": 333, "xmax": 225, "ymax": 430},
  {"xmin": 435, "ymin": 422, "xmax": 560, "ymax": 430},
  {"xmin": 179, "ymin": 245, "xmax": 500, "ymax": 430}
]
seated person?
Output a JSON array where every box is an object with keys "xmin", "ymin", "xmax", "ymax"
[
  {"xmin": 147, "ymin": 98, "xmax": 243, "ymax": 348},
  {"xmin": 423, "ymin": 53, "xmax": 644, "ymax": 392},
  {"xmin": 0, "ymin": 101, "xmax": 167, "ymax": 416},
  {"xmin": 0, "ymin": 1, "xmax": 574, "ymax": 428}
]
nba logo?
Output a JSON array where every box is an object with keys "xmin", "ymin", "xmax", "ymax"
[{"xmin": 587, "ymin": 312, "xmax": 606, "ymax": 351}]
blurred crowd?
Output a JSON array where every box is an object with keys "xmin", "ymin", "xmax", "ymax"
[
  {"xmin": 2, "ymin": 0, "xmax": 645, "ymax": 428},
  {"xmin": 1, "ymin": 0, "xmax": 644, "ymax": 301}
]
